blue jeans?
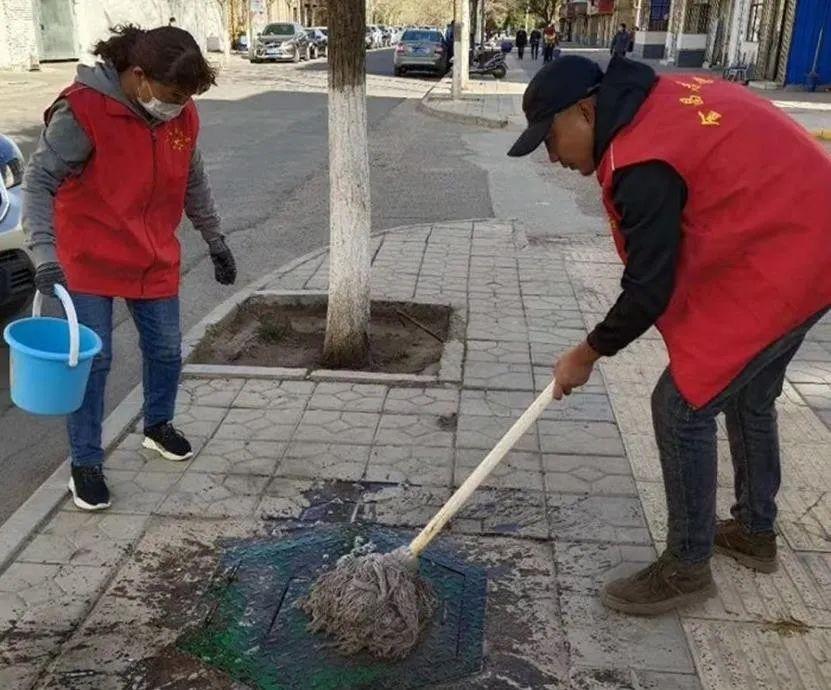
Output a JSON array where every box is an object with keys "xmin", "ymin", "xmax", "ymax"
[
  {"xmin": 652, "ymin": 312, "xmax": 825, "ymax": 564},
  {"xmin": 68, "ymin": 294, "xmax": 182, "ymax": 467}
]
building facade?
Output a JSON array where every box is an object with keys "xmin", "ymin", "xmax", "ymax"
[{"xmin": 0, "ymin": 0, "xmax": 227, "ymax": 70}]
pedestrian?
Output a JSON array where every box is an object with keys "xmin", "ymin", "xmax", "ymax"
[
  {"xmin": 515, "ymin": 27, "xmax": 528, "ymax": 60},
  {"xmin": 508, "ymin": 56, "xmax": 830, "ymax": 615},
  {"xmin": 530, "ymin": 27, "xmax": 541, "ymax": 60},
  {"xmin": 610, "ymin": 22, "xmax": 629, "ymax": 57},
  {"xmin": 628, "ymin": 26, "xmax": 637, "ymax": 53},
  {"xmin": 22, "ymin": 25, "xmax": 237, "ymax": 512},
  {"xmin": 168, "ymin": 16, "xmax": 176, "ymax": 27},
  {"xmin": 543, "ymin": 24, "xmax": 557, "ymax": 63}
]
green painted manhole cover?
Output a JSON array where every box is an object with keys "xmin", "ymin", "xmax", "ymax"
[{"xmin": 178, "ymin": 525, "xmax": 487, "ymax": 689}]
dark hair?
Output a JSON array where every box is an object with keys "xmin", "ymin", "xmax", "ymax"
[{"xmin": 93, "ymin": 24, "xmax": 216, "ymax": 94}]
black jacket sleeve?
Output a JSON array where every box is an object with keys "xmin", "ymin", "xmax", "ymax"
[{"xmin": 587, "ymin": 161, "xmax": 686, "ymax": 356}]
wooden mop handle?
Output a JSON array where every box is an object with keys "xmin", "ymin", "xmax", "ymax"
[{"xmin": 408, "ymin": 380, "xmax": 556, "ymax": 557}]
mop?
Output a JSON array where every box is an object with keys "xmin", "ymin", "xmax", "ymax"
[{"xmin": 301, "ymin": 381, "xmax": 556, "ymax": 659}]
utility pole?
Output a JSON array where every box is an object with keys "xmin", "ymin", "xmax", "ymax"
[{"xmin": 452, "ymin": 0, "xmax": 470, "ymax": 99}]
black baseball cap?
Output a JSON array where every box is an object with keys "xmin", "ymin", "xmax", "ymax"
[{"xmin": 507, "ymin": 56, "xmax": 605, "ymax": 157}]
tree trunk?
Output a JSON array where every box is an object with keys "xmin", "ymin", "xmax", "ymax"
[{"xmin": 322, "ymin": 0, "xmax": 372, "ymax": 369}]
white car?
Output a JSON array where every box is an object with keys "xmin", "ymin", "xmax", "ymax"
[{"xmin": 0, "ymin": 134, "xmax": 34, "ymax": 322}]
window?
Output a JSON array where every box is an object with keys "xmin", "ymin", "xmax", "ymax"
[
  {"xmin": 746, "ymin": 2, "xmax": 762, "ymax": 42},
  {"xmin": 684, "ymin": 3, "xmax": 710, "ymax": 34},
  {"xmin": 645, "ymin": 1, "xmax": 671, "ymax": 32},
  {"xmin": 263, "ymin": 24, "xmax": 295, "ymax": 36}
]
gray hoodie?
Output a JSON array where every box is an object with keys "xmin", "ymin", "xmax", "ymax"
[{"xmin": 22, "ymin": 62, "xmax": 223, "ymax": 268}]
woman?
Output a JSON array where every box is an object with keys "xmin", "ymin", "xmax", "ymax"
[{"xmin": 23, "ymin": 25, "xmax": 237, "ymax": 511}]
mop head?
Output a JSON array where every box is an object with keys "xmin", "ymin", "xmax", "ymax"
[{"xmin": 300, "ymin": 541, "xmax": 436, "ymax": 660}]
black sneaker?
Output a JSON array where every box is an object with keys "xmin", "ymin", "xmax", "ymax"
[
  {"xmin": 68, "ymin": 465, "xmax": 111, "ymax": 511},
  {"xmin": 143, "ymin": 422, "xmax": 193, "ymax": 461}
]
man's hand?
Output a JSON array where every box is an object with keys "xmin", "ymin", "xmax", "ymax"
[
  {"xmin": 34, "ymin": 262, "xmax": 67, "ymax": 296},
  {"xmin": 209, "ymin": 238, "xmax": 237, "ymax": 286},
  {"xmin": 552, "ymin": 341, "xmax": 601, "ymax": 400}
]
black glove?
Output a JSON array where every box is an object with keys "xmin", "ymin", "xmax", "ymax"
[
  {"xmin": 34, "ymin": 262, "xmax": 68, "ymax": 295},
  {"xmin": 209, "ymin": 238, "xmax": 237, "ymax": 286}
]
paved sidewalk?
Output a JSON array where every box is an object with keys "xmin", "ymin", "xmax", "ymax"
[{"xmin": 1, "ymin": 220, "xmax": 829, "ymax": 689}]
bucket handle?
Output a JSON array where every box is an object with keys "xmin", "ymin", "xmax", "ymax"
[{"xmin": 32, "ymin": 284, "xmax": 80, "ymax": 368}]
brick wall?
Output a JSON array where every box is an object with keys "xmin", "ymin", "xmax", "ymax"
[{"xmin": 0, "ymin": 0, "xmax": 40, "ymax": 70}]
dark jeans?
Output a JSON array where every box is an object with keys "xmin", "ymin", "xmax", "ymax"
[
  {"xmin": 543, "ymin": 44, "xmax": 554, "ymax": 62},
  {"xmin": 652, "ymin": 312, "xmax": 825, "ymax": 564},
  {"xmin": 530, "ymin": 41, "xmax": 540, "ymax": 59},
  {"xmin": 517, "ymin": 44, "xmax": 526, "ymax": 59},
  {"xmin": 68, "ymin": 293, "xmax": 182, "ymax": 467}
]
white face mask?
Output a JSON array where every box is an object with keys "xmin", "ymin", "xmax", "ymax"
[{"xmin": 138, "ymin": 79, "xmax": 186, "ymax": 121}]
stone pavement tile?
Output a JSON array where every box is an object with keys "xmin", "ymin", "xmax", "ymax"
[
  {"xmin": 463, "ymin": 361, "xmax": 534, "ymax": 390},
  {"xmin": 382, "ymin": 386, "xmax": 458, "ymax": 416},
  {"xmin": 214, "ymin": 407, "xmax": 301, "ymax": 442},
  {"xmin": 456, "ymin": 413, "xmax": 539, "ymax": 452},
  {"xmin": 276, "ymin": 442, "xmax": 369, "ymax": 481},
  {"xmin": 682, "ymin": 619, "xmax": 831, "ymax": 689},
  {"xmin": 466, "ymin": 320, "xmax": 530, "ymax": 343},
  {"xmin": 568, "ymin": 668, "xmax": 702, "ymax": 690},
  {"xmin": 258, "ymin": 477, "xmax": 320, "ymax": 520},
  {"xmin": 528, "ymin": 331, "xmax": 591, "ymax": 363},
  {"xmin": 177, "ymin": 377, "xmax": 246, "ymax": 408},
  {"xmin": 452, "ymin": 487, "xmax": 549, "ymax": 539},
  {"xmin": 682, "ymin": 544, "xmax": 831, "ymax": 627},
  {"xmin": 292, "ymin": 409, "xmax": 379, "ymax": 445},
  {"xmin": 106, "ymin": 433, "xmax": 206, "ymax": 473},
  {"xmin": 461, "ymin": 388, "xmax": 613, "ymax": 423},
  {"xmin": 554, "ymin": 541, "xmax": 658, "ymax": 597},
  {"xmin": 543, "ymin": 454, "xmax": 637, "ymax": 497},
  {"xmin": 769, "ymin": 442, "xmax": 829, "ymax": 492},
  {"xmin": 776, "ymin": 487, "xmax": 831, "ymax": 553},
  {"xmin": 776, "ymin": 401, "xmax": 831, "ymax": 444},
  {"xmin": 136, "ymin": 404, "xmax": 226, "ymax": 440},
  {"xmin": 232, "ymin": 378, "xmax": 314, "ymax": 409},
  {"xmin": 307, "ymin": 381, "xmax": 387, "ymax": 412},
  {"xmin": 787, "ymin": 361, "xmax": 831, "ymax": 385},
  {"xmin": 466, "ymin": 341, "xmax": 532, "ymax": 369},
  {"xmin": 792, "ymin": 340, "xmax": 831, "ymax": 362},
  {"xmin": 16, "ymin": 512, "xmax": 145, "ymax": 569},
  {"xmin": 538, "ymin": 420, "xmax": 625, "ymax": 457},
  {"xmin": 104, "ymin": 469, "xmax": 180, "ymax": 515},
  {"xmin": 455, "ymin": 448, "xmax": 543, "ymax": 491},
  {"xmin": 189, "ymin": 439, "xmax": 285, "ymax": 475},
  {"xmin": 559, "ymin": 587, "xmax": 695, "ymax": 674},
  {"xmin": 533, "ymin": 366, "xmax": 607, "ymax": 395},
  {"xmin": 374, "ymin": 413, "xmax": 454, "ymax": 448},
  {"xmin": 357, "ymin": 484, "xmax": 451, "ymax": 528},
  {"xmin": 156, "ymin": 472, "xmax": 268, "ymax": 518},
  {"xmin": 547, "ymin": 494, "xmax": 652, "ymax": 545},
  {"xmin": 525, "ymin": 314, "xmax": 586, "ymax": 337},
  {"xmin": 365, "ymin": 446, "xmax": 452, "ymax": 486},
  {"xmin": 607, "ymin": 382, "xmax": 654, "ymax": 435},
  {"xmin": 793, "ymin": 382, "xmax": 831, "ymax": 409}
]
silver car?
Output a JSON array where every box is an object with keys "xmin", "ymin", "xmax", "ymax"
[
  {"xmin": 394, "ymin": 29, "xmax": 448, "ymax": 77},
  {"xmin": 251, "ymin": 22, "xmax": 311, "ymax": 63}
]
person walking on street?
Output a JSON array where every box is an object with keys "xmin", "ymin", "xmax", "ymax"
[
  {"xmin": 508, "ymin": 56, "xmax": 831, "ymax": 615},
  {"xmin": 22, "ymin": 25, "xmax": 237, "ymax": 512},
  {"xmin": 611, "ymin": 23, "xmax": 630, "ymax": 56},
  {"xmin": 543, "ymin": 24, "xmax": 557, "ymax": 63},
  {"xmin": 515, "ymin": 28, "xmax": 528, "ymax": 60},
  {"xmin": 530, "ymin": 28, "xmax": 541, "ymax": 60}
]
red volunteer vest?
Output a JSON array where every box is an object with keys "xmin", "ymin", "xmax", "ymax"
[
  {"xmin": 597, "ymin": 75, "xmax": 831, "ymax": 408},
  {"xmin": 50, "ymin": 84, "xmax": 198, "ymax": 299}
]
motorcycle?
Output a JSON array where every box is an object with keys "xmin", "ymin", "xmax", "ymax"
[{"xmin": 468, "ymin": 47, "xmax": 507, "ymax": 79}]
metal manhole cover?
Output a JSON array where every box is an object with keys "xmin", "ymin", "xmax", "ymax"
[{"xmin": 178, "ymin": 525, "xmax": 487, "ymax": 689}]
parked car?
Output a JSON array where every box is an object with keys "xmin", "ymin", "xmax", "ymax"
[
  {"xmin": 306, "ymin": 28, "xmax": 327, "ymax": 58},
  {"xmin": 0, "ymin": 134, "xmax": 34, "ymax": 324},
  {"xmin": 393, "ymin": 28, "xmax": 449, "ymax": 77},
  {"xmin": 251, "ymin": 22, "xmax": 311, "ymax": 63}
]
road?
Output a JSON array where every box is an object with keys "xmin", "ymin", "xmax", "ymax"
[{"xmin": 0, "ymin": 48, "xmax": 493, "ymax": 524}]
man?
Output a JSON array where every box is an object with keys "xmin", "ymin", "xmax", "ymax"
[
  {"xmin": 508, "ymin": 56, "xmax": 831, "ymax": 614},
  {"xmin": 530, "ymin": 27, "xmax": 542, "ymax": 60},
  {"xmin": 610, "ymin": 23, "xmax": 629, "ymax": 56},
  {"xmin": 543, "ymin": 24, "xmax": 557, "ymax": 63},
  {"xmin": 515, "ymin": 27, "xmax": 528, "ymax": 60}
]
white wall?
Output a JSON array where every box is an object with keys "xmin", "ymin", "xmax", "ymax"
[{"xmin": 0, "ymin": 0, "xmax": 40, "ymax": 70}]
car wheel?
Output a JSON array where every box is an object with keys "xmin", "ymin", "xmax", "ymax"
[{"xmin": 394, "ymin": 66, "xmax": 403, "ymax": 77}]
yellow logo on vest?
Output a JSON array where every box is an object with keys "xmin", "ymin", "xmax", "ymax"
[
  {"xmin": 697, "ymin": 110, "xmax": 722, "ymax": 126},
  {"xmin": 675, "ymin": 81, "xmax": 702, "ymax": 92},
  {"xmin": 680, "ymin": 95, "xmax": 704, "ymax": 106},
  {"xmin": 168, "ymin": 129, "xmax": 192, "ymax": 152}
]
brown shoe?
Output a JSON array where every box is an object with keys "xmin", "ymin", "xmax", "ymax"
[
  {"xmin": 714, "ymin": 519, "xmax": 778, "ymax": 573},
  {"xmin": 600, "ymin": 552, "xmax": 717, "ymax": 615}
]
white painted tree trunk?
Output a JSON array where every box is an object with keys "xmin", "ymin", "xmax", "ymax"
[{"xmin": 322, "ymin": 0, "xmax": 371, "ymax": 368}]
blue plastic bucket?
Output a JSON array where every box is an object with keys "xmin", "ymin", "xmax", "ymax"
[{"xmin": 3, "ymin": 285, "xmax": 102, "ymax": 416}]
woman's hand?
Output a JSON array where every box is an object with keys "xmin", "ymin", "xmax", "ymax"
[
  {"xmin": 34, "ymin": 262, "xmax": 68, "ymax": 295},
  {"xmin": 209, "ymin": 238, "xmax": 237, "ymax": 285},
  {"xmin": 552, "ymin": 341, "xmax": 601, "ymax": 400}
]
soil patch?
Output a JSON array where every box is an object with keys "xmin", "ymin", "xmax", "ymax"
[{"xmin": 191, "ymin": 300, "xmax": 451, "ymax": 374}]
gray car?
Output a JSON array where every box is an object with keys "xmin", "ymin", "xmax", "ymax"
[
  {"xmin": 393, "ymin": 29, "xmax": 448, "ymax": 77},
  {"xmin": 251, "ymin": 22, "xmax": 311, "ymax": 63}
]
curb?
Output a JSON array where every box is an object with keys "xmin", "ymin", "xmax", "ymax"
[
  {"xmin": 418, "ymin": 77, "xmax": 509, "ymax": 130},
  {"xmin": 0, "ymin": 221, "xmax": 472, "ymax": 575}
]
